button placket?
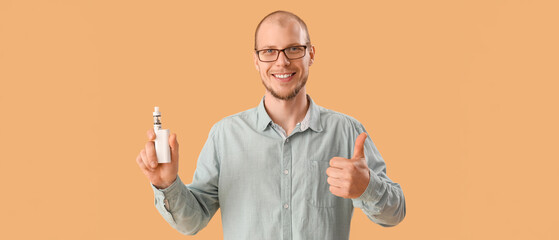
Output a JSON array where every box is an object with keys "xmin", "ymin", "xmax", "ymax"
[{"xmin": 281, "ymin": 135, "xmax": 292, "ymax": 240}]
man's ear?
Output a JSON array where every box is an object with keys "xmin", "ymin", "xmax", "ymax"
[
  {"xmin": 253, "ymin": 52, "xmax": 260, "ymax": 71},
  {"xmin": 309, "ymin": 45, "xmax": 315, "ymax": 66}
]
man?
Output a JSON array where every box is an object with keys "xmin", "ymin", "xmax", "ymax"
[{"xmin": 136, "ymin": 10, "xmax": 406, "ymax": 240}]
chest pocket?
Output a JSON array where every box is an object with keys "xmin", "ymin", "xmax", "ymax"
[{"xmin": 306, "ymin": 159, "xmax": 340, "ymax": 208}]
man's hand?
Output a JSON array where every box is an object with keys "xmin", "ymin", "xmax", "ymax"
[
  {"xmin": 136, "ymin": 128, "xmax": 179, "ymax": 189},
  {"xmin": 326, "ymin": 132, "xmax": 370, "ymax": 199}
]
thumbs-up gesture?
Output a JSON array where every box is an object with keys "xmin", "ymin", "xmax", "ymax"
[{"xmin": 326, "ymin": 132, "xmax": 371, "ymax": 199}]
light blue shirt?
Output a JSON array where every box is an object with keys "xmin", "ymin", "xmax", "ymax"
[{"xmin": 151, "ymin": 94, "xmax": 406, "ymax": 240}]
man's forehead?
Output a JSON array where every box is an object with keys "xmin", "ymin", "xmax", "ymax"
[{"xmin": 256, "ymin": 20, "xmax": 306, "ymax": 48}]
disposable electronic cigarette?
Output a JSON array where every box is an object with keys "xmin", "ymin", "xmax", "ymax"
[{"xmin": 153, "ymin": 106, "xmax": 171, "ymax": 163}]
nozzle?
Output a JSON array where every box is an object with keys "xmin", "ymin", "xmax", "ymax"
[{"xmin": 153, "ymin": 106, "xmax": 162, "ymax": 130}]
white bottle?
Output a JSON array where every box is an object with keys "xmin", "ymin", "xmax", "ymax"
[{"xmin": 153, "ymin": 106, "xmax": 171, "ymax": 163}]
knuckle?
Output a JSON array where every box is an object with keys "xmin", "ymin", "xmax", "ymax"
[{"xmin": 351, "ymin": 165, "xmax": 359, "ymax": 172}]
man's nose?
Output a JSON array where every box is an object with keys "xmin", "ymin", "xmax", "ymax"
[{"xmin": 275, "ymin": 51, "xmax": 291, "ymax": 66}]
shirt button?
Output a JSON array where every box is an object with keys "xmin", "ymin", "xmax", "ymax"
[
  {"xmin": 283, "ymin": 169, "xmax": 289, "ymax": 175},
  {"xmin": 286, "ymin": 138, "xmax": 289, "ymax": 142},
  {"xmin": 284, "ymin": 204, "xmax": 289, "ymax": 209}
]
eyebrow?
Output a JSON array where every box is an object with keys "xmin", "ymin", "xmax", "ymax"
[{"xmin": 259, "ymin": 43, "xmax": 305, "ymax": 49}]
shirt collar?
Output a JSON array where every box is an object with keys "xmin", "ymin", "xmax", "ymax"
[{"xmin": 256, "ymin": 94, "xmax": 323, "ymax": 133}]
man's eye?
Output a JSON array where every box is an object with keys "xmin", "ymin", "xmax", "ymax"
[
  {"xmin": 262, "ymin": 49, "xmax": 276, "ymax": 55},
  {"xmin": 288, "ymin": 47, "xmax": 302, "ymax": 52}
]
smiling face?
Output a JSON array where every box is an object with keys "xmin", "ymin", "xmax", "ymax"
[{"xmin": 254, "ymin": 17, "xmax": 315, "ymax": 101}]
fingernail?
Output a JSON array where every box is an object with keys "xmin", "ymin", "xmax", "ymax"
[{"xmin": 150, "ymin": 162, "xmax": 157, "ymax": 168}]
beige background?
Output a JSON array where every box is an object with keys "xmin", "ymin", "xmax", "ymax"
[{"xmin": 1, "ymin": 0, "xmax": 558, "ymax": 239}]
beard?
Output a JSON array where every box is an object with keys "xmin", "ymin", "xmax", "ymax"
[{"xmin": 261, "ymin": 74, "xmax": 308, "ymax": 101}]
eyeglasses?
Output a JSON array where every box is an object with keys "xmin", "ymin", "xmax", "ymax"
[{"xmin": 255, "ymin": 45, "xmax": 308, "ymax": 62}]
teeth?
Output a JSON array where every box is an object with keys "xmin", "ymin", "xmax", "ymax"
[{"xmin": 274, "ymin": 73, "xmax": 294, "ymax": 79}]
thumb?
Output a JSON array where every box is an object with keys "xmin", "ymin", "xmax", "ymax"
[
  {"xmin": 169, "ymin": 133, "xmax": 179, "ymax": 163},
  {"xmin": 352, "ymin": 132, "xmax": 367, "ymax": 160}
]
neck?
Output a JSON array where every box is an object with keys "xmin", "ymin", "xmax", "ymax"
[{"xmin": 263, "ymin": 88, "xmax": 309, "ymax": 136}]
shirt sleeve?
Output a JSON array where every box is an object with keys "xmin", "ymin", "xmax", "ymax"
[
  {"xmin": 151, "ymin": 122, "xmax": 222, "ymax": 235},
  {"xmin": 350, "ymin": 121, "xmax": 406, "ymax": 227}
]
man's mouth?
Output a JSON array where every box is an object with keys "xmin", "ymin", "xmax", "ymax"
[{"xmin": 272, "ymin": 72, "xmax": 296, "ymax": 82}]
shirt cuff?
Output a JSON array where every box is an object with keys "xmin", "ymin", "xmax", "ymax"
[
  {"xmin": 353, "ymin": 168, "xmax": 386, "ymax": 203},
  {"xmin": 151, "ymin": 175, "xmax": 183, "ymax": 195},
  {"xmin": 151, "ymin": 175, "xmax": 183, "ymax": 215}
]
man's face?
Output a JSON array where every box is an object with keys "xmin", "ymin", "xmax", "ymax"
[{"xmin": 254, "ymin": 19, "xmax": 315, "ymax": 101}]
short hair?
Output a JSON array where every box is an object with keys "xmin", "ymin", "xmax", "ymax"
[{"xmin": 254, "ymin": 10, "xmax": 311, "ymax": 50}]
